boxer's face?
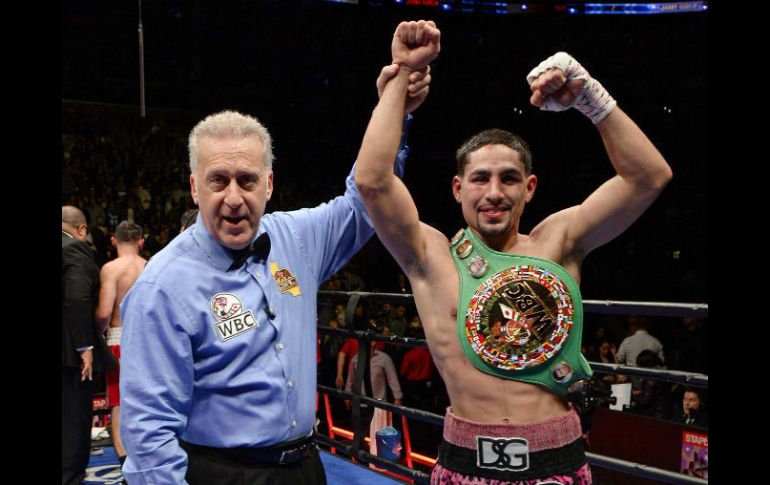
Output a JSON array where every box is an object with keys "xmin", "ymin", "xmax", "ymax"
[
  {"xmin": 452, "ymin": 144, "xmax": 536, "ymax": 246},
  {"xmin": 190, "ymin": 135, "xmax": 273, "ymax": 250}
]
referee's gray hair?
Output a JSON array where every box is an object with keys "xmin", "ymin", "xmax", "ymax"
[{"xmin": 188, "ymin": 110, "xmax": 274, "ymax": 173}]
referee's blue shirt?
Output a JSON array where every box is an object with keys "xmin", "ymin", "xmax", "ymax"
[{"xmin": 119, "ymin": 125, "xmax": 409, "ymax": 484}]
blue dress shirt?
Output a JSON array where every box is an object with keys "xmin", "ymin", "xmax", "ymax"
[{"xmin": 119, "ymin": 120, "xmax": 410, "ymax": 485}]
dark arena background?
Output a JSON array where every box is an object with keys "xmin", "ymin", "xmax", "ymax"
[{"xmin": 63, "ymin": 1, "xmax": 708, "ymax": 484}]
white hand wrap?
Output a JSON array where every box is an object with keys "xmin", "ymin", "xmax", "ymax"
[{"xmin": 526, "ymin": 52, "xmax": 617, "ymax": 124}]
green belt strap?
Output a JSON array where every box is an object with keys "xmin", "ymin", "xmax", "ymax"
[{"xmin": 450, "ymin": 227, "xmax": 592, "ymax": 396}]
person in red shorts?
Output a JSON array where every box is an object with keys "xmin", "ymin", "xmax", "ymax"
[{"xmin": 95, "ymin": 221, "xmax": 146, "ymax": 475}]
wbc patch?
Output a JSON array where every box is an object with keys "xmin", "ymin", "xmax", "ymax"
[
  {"xmin": 210, "ymin": 292, "xmax": 259, "ymax": 342},
  {"xmin": 477, "ymin": 436, "xmax": 530, "ymax": 471},
  {"xmin": 465, "ymin": 265, "xmax": 574, "ymax": 371}
]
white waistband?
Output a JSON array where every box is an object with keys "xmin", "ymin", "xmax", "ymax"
[{"xmin": 106, "ymin": 326, "xmax": 122, "ymax": 346}]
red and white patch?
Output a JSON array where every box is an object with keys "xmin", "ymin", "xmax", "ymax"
[{"xmin": 211, "ymin": 292, "xmax": 243, "ymax": 321}]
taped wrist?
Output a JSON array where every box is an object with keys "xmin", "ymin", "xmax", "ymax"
[{"xmin": 526, "ymin": 52, "xmax": 617, "ymax": 124}]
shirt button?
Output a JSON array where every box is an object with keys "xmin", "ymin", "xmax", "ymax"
[
  {"xmin": 288, "ymin": 380, "xmax": 294, "ymax": 389},
  {"xmin": 276, "ymin": 343, "xmax": 284, "ymax": 351},
  {"xmin": 291, "ymin": 420, "xmax": 297, "ymax": 428}
]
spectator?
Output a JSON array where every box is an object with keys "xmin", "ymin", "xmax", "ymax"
[
  {"xmin": 589, "ymin": 339, "xmax": 621, "ymax": 385},
  {"xmin": 388, "ymin": 304, "xmax": 408, "ymax": 338},
  {"xmin": 62, "ymin": 206, "xmax": 117, "ymax": 484},
  {"xmin": 340, "ymin": 267, "xmax": 365, "ymax": 291},
  {"xmin": 399, "ymin": 327, "xmax": 433, "ymax": 410},
  {"xmin": 94, "ymin": 221, "xmax": 147, "ymax": 478},
  {"xmin": 616, "ymin": 316, "xmax": 665, "ymax": 366},
  {"xmin": 629, "ymin": 350, "xmax": 672, "ymax": 419},
  {"xmin": 673, "ymin": 388, "xmax": 707, "ymax": 427},
  {"xmin": 669, "ymin": 316, "xmax": 707, "ymax": 374},
  {"xmin": 345, "ymin": 335, "xmax": 403, "ymax": 443}
]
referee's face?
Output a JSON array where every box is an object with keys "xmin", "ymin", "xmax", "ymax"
[{"xmin": 191, "ymin": 135, "xmax": 273, "ymax": 250}]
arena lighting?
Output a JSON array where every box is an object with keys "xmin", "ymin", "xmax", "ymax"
[
  {"xmin": 584, "ymin": 2, "xmax": 708, "ymax": 14},
  {"xmin": 322, "ymin": 1, "xmax": 708, "ymax": 15}
]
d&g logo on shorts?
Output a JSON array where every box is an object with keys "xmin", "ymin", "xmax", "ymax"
[
  {"xmin": 210, "ymin": 292, "xmax": 259, "ymax": 342},
  {"xmin": 477, "ymin": 436, "xmax": 529, "ymax": 471}
]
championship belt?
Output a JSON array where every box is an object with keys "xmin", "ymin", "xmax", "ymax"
[{"xmin": 450, "ymin": 227, "xmax": 592, "ymax": 395}]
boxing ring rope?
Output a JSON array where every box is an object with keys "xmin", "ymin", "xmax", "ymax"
[
  {"xmin": 582, "ymin": 300, "xmax": 708, "ymax": 318},
  {"xmin": 320, "ymin": 291, "xmax": 709, "ymax": 318},
  {"xmin": 589, "ymin": 362, "xmax": 707, "ymax": 387},
  {"xmin": 585, "ymin": 452, "xmax": 708, "ymax": 485},
  {"xmin": 317, "ymin": 384, "xmax": 440, "ymax": 483},
  {"xmin": 316, "ymin": 290, "xmax": 708, "ymax": 484}
]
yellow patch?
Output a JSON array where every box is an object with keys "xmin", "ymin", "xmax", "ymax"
[{"xmin": 270, "ymin": 262, "xmax": 301, "ymax": 296}]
